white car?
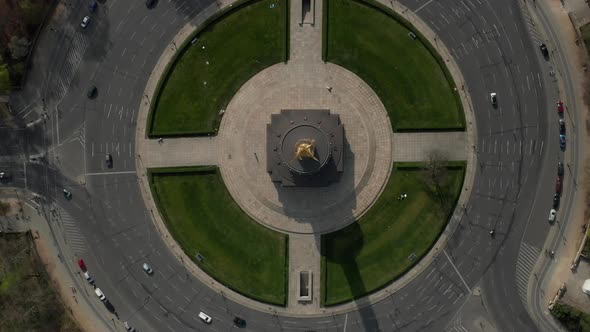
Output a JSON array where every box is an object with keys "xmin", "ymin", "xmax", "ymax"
[
  {"xmin": 84, "ymin": 271, "xmax": 94, "ymax": 284},
  {"xmin": 548, "ymin": 209, "xmax": 557, "ymax": 223},
  {"xmin": 123, "ymin": 321, "xmax": 136, "ymax": 332},
  {"xmin": 142, "ymin": 263, "xmax": 153, "ymax": 275},
  {"xmin": 81, "ymin": 16, "xmax": 90, "ymax": 28},
  {"xmin": 490, "ymin": 92, "xmax": 497, "ymax": 106},
  {"xmin": 94, "ymin": 288, "xmax": 106, "ymax": 301},
  {"xmin": 198, "ymin": 311, "xmax": 212, "ymax": 324}
]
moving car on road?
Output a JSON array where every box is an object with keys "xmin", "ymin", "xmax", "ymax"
[
  {"xmin": 233, "ymin": 317, "xmax": 246, "ymax": 327},
  {"xmin": 123, "ymin": 321, "xmax": 136, "ymax": 332},
  {"xmin": 105, "ymin": 153, "xmax": 113, "ymax": 168},
  {"xmin": 558, "ymin": 162, "xmax": 564, "ymax": 176},
  {"xmin": 87, "ymin": 86, "xmax": 97, "ymax": 99},
  {"xmin": 77, "ymin": 259, "xmax": 87, "ymax": 271},
  {"xmin": 142, "ymin": 263, "xmax": 153, "ymax": 275},
  {"xmin": 84, "ymin": 271, "xmax": 94, "ymax": 284},
  {"xmin": 556, "ymin": 177, "xmax": 563, "ymax": 194},
  {"xmin": 559, "ymin": 118, "xmax": 565, "ymax": 134},
  {"xmin": 81, "ymin": 16, "xmax": 90, "ymax": 28},
  {"xmin": 490, "ymin": 92, "xmax": 497, "ymax": 107},
  {"xmin": 198, "ymin": 311, "xmax": 212, "ymax": 324},
  {"xmin": 63, "ymin": 189, "xmax": 72, "ymax": 199}
]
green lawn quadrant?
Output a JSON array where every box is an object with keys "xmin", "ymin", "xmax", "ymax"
[
  {"xmin": 150, "ymin": 0, "xmax": 288, "ymax": 136},
  {"xmin": 150, "ymin": 166, "xmax": 288, "ymax": 305},
  {"xmin": 321, "ymin": 163, "xmax": 465, "ymax": 306},
  {"xmin": 325, "ymin": 0, "xmax": 464, "ymax": 131}
]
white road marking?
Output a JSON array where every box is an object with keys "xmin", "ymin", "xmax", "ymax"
[
  {"xmin": 444, "ymin": 250, "xmax": 472, "ymax": 294},
  {"xmin": 415, "ymin": 0, "xmax": 434, "ymax": 13},
  {"xmin": 85, "ymin": 171, "xmax": 136, "ymax": 176}
]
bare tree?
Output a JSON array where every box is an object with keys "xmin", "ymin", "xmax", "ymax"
[{"xmin": 422, "ymin": 151, "xmax": 450, "ymax": 211}]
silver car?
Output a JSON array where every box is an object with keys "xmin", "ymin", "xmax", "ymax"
[{"xmin": 81, "ymin": 16, "xmax": 90, "ymax": 28}]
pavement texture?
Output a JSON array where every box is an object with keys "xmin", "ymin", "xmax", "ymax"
[{"xmin": 133, "ymin": 0, "xmax": 478, "ymax": 317}]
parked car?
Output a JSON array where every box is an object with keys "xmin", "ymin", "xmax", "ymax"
[
  {"xmin": 559, "ymin": 134, "xmax": 566, "ymax": 150},
  {"xmin": 89, "ymin": 1, "xmax": 98, "ymax": 12},
  {"xmin": 123, "ymin": 321, "xmax": 136, "ymax": 332},
  {"xmin": 490, "ymin": 92, "xmax": 497, "ymax": 107},
  {"xmin": 63, "ymin": 188, "xmax": 72, "ymax": 199},
  {"xmin": 559, "ymin": 118, "xmax": 565, "ymax": 134},
  {"xmin": 558, "ymin": 162, "xmax": 564, "ymax": 176},
  {"xmin": 540, "ymin": 43, "xmax": 549, "ymax": 57},
  {"xmin": 145, "ymin": 0, "xmax": 157, "ymax": 8},
  {"xmin": 553, "ymin": 193, "xmax": 560, "ymax": 209},
  {"xmin": 557, "ymin": 100, "xmax": 564, "ymax": 114},
  {"xmin": 94, "ymin": 288, "xmax": 107, "ymax": 302},
  {"xmin": 548, "ymin": 209, "xmax": 556, "ymax": 223},
  {"xmin": 77, "ymin": 259, "xmax": 87, "ymax": 271},
  {"xmin": 84, "ymin": 271, "xmax": 94, "ymax": 284},
  {"xmin": 198, "ymin": 311, "xmax": 212, "ymax": 324},
  {"xmin": 81, "ymin": 16, "xmax": 90, "ymax": 28},
  {"xmin": 0, "ymin": 172, "xmax": 9, "ymax": 179},
  {"xmin": 556, "ymin": 177, "xmax": 562, "ymax": 194},
  {"xmin": 105, "ymin": 153, "xmax": 113, "ymax": 168},
  {"xmin": 142, "ymin": 263, "xmax": 153, "ymax": 275}
]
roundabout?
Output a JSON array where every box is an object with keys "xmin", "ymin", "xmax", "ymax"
[{"xmin": 11, "ymin": 0, "xmax": 569, "ymax": 330}]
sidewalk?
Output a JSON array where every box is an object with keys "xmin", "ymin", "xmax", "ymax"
[{"xmin": 0, "ymin": 190, "xmax": 112, "ymax": 332}]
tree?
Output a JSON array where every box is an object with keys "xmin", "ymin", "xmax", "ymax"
[
  {"xmin": 421, "ymin": 151, "xmax": 450, "ymax": 211},
  {"xmin": 8, "ymin": 35, "xmax": 30, "ymax": 60},
  {"xmin": 0, "ymin": 63, "xmax": 11, "ymax": 91}
]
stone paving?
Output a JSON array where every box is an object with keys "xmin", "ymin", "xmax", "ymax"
[{"xmin": 135, "ymin": 0, "xmax": 477, "ymax": 317}]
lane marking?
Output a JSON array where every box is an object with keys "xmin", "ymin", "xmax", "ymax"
[
  {"xmin": 415, "ymin": 0, "xmax": 434, "ymax": 13},
  {"xmin": 85, "ymin": 171, "xmax": 136, "ymax": 176},
  {"xmin": 443, "ymin": 250, "xmax": 473, "ymax": 295}
]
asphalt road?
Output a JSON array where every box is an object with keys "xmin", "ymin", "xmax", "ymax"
[{"xmin": 4, "ymin": 0, "xmax": 570, "ymax": 331}]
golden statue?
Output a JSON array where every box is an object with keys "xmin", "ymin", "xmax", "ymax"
[{"xmin": 294, "ymin": 139, "xmax": 318, "ymax": 161}]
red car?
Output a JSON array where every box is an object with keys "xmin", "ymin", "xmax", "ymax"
[
  {"xmin": 77, "ymin": 259, "xmax": 87, "ymax": 271},
  {"xmin": 556, "ymin": 177, "xmax": 563, "ymax": 194},
  {"xmin": 557, "ymin": 101, "xmax": 564, "ymax": 114}
]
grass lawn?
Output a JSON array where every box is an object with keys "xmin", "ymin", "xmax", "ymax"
[
  {"xmin": 150, "ymin": 0, "xmax": 287, "ymax": 136},
  {"xmin": 325, "ymin": 0, "xmax": 464, "ymax": 131},
  {"xmin": 321, "ymin": 163, "xmax": 465, "ymax": 306},
  {"xmin": 150, "ymin": 167, "xmax": 288, "ymax": 305}
]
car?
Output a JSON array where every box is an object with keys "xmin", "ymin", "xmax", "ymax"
[
  {"xmin": 548, "ymin": 209, "xmax": 557, "ymax": 223},
  {"xmin": 559, "ymin": 134, "xmax": 566, "ymax": 150},
  {"xmin": 77, "ymin": 258, "xmax": 87, "ymax": 271},
  {"xmin": 490, "ymin": 92, "xmax": 497, "ymax": 106},
  {"xmin": 84, "ymin": 271, "xmax": 94, "ymax": 284},
  {"xmin": 559, "ymin": 118, "xmax": 565, "ymax": 134},
  {"xmin": 540, "ymin": 43, "xmax": 549, "ymax": 57},
  {"xmin": 233, "ymin": 317, "xmax": 246, "ymax": 327},
  {"xmin": 557, "ymin": 100, "xmax": 564, "ymax": 114},
  {"xmin": 94, "ymin": 288, "xmax": 107, "ymax": 301},
  {"xmin": 87, "ymin": 86, "xmax": 97, "ymax": 99},
  {"xmin": 198, "ymin": 311, "xmax": 212, "ymax": 324},
  {"xmin": 145, "ymin": 0, "xmax": 157, "ymax": 8},
  {"xmin": 142, "ymin": 263, "xmax": 153, "ymax": 275},
  {"xmin": 63, "ymin": 188, "xmax": 72, "ymax": 199},
  {"xmin": 0, "ymin": 172, "xmax": 8, "ymax": 179},
  {"xmin": 81, "ymin": 16, "xmax": 90, "ymax": 28},
  {"xmin": 123, "ymin": 321, "xmax": 136, "ymax": 332},
  {"xmin": 556, "ymin": 177, "xmax": 563, "ymax": 194},
  {"xmin": 105, "ymin": 153, "xmax": 112, "ymax": 168},
  {"xmin": 553, "ymin": 193, "xmax": 560, "ymax": 209},
  {"xmin": 558, "ymin": 162, "xmax": 564, "ymax": 176},
  {"xmin": 89, "ymin": 1, "xmax": 98, "ymax": 12}
]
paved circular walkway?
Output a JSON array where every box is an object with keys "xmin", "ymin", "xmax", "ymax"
[{"xmin": 218, "ymin": 62, "xmax": 393, "ymax": 234}]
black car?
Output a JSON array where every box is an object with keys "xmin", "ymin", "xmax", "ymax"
[
  {"xmin": 553, "ymin": 193, "xmax": 560, "ymax": 209},
  {"xmin": 87, "ymin": 85, "xmax": 97, "ymax": 99},
  {"xmin": 233, "ymin": 317, "xmax": 246, "ymax": 327},
  {"xmin": 105, "ymin": 153, "xmax": 113, "ymax": 168},
  {"xmin": 559, "ymin": 119, "xmax": 565, "ymax": 134},
  {"xmin": 540, "ymin": 43, "xmax": 549, "ymax": 57},
  {"xmin": 558, "ymin": 162, "xmax": 564, "ymax": 176},
  {"xmin": 145, "ymin": 0, "xmax": 157, "ymax": 8}
]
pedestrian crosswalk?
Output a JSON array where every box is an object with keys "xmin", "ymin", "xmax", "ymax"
[
  {"xmin": 46, "ymin": 28, "xmax": 90, "ymax": 101},
  {"xmin": 446, "ymin": 312, "xmax": 469, "ymax": 332},
  {"xmin": 515, "ymin": 242, "xmax": 541, "ymax": 305},
  {"xmin": 56, "ymin": 207, "xmax": 88, "ymax": 256}
]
